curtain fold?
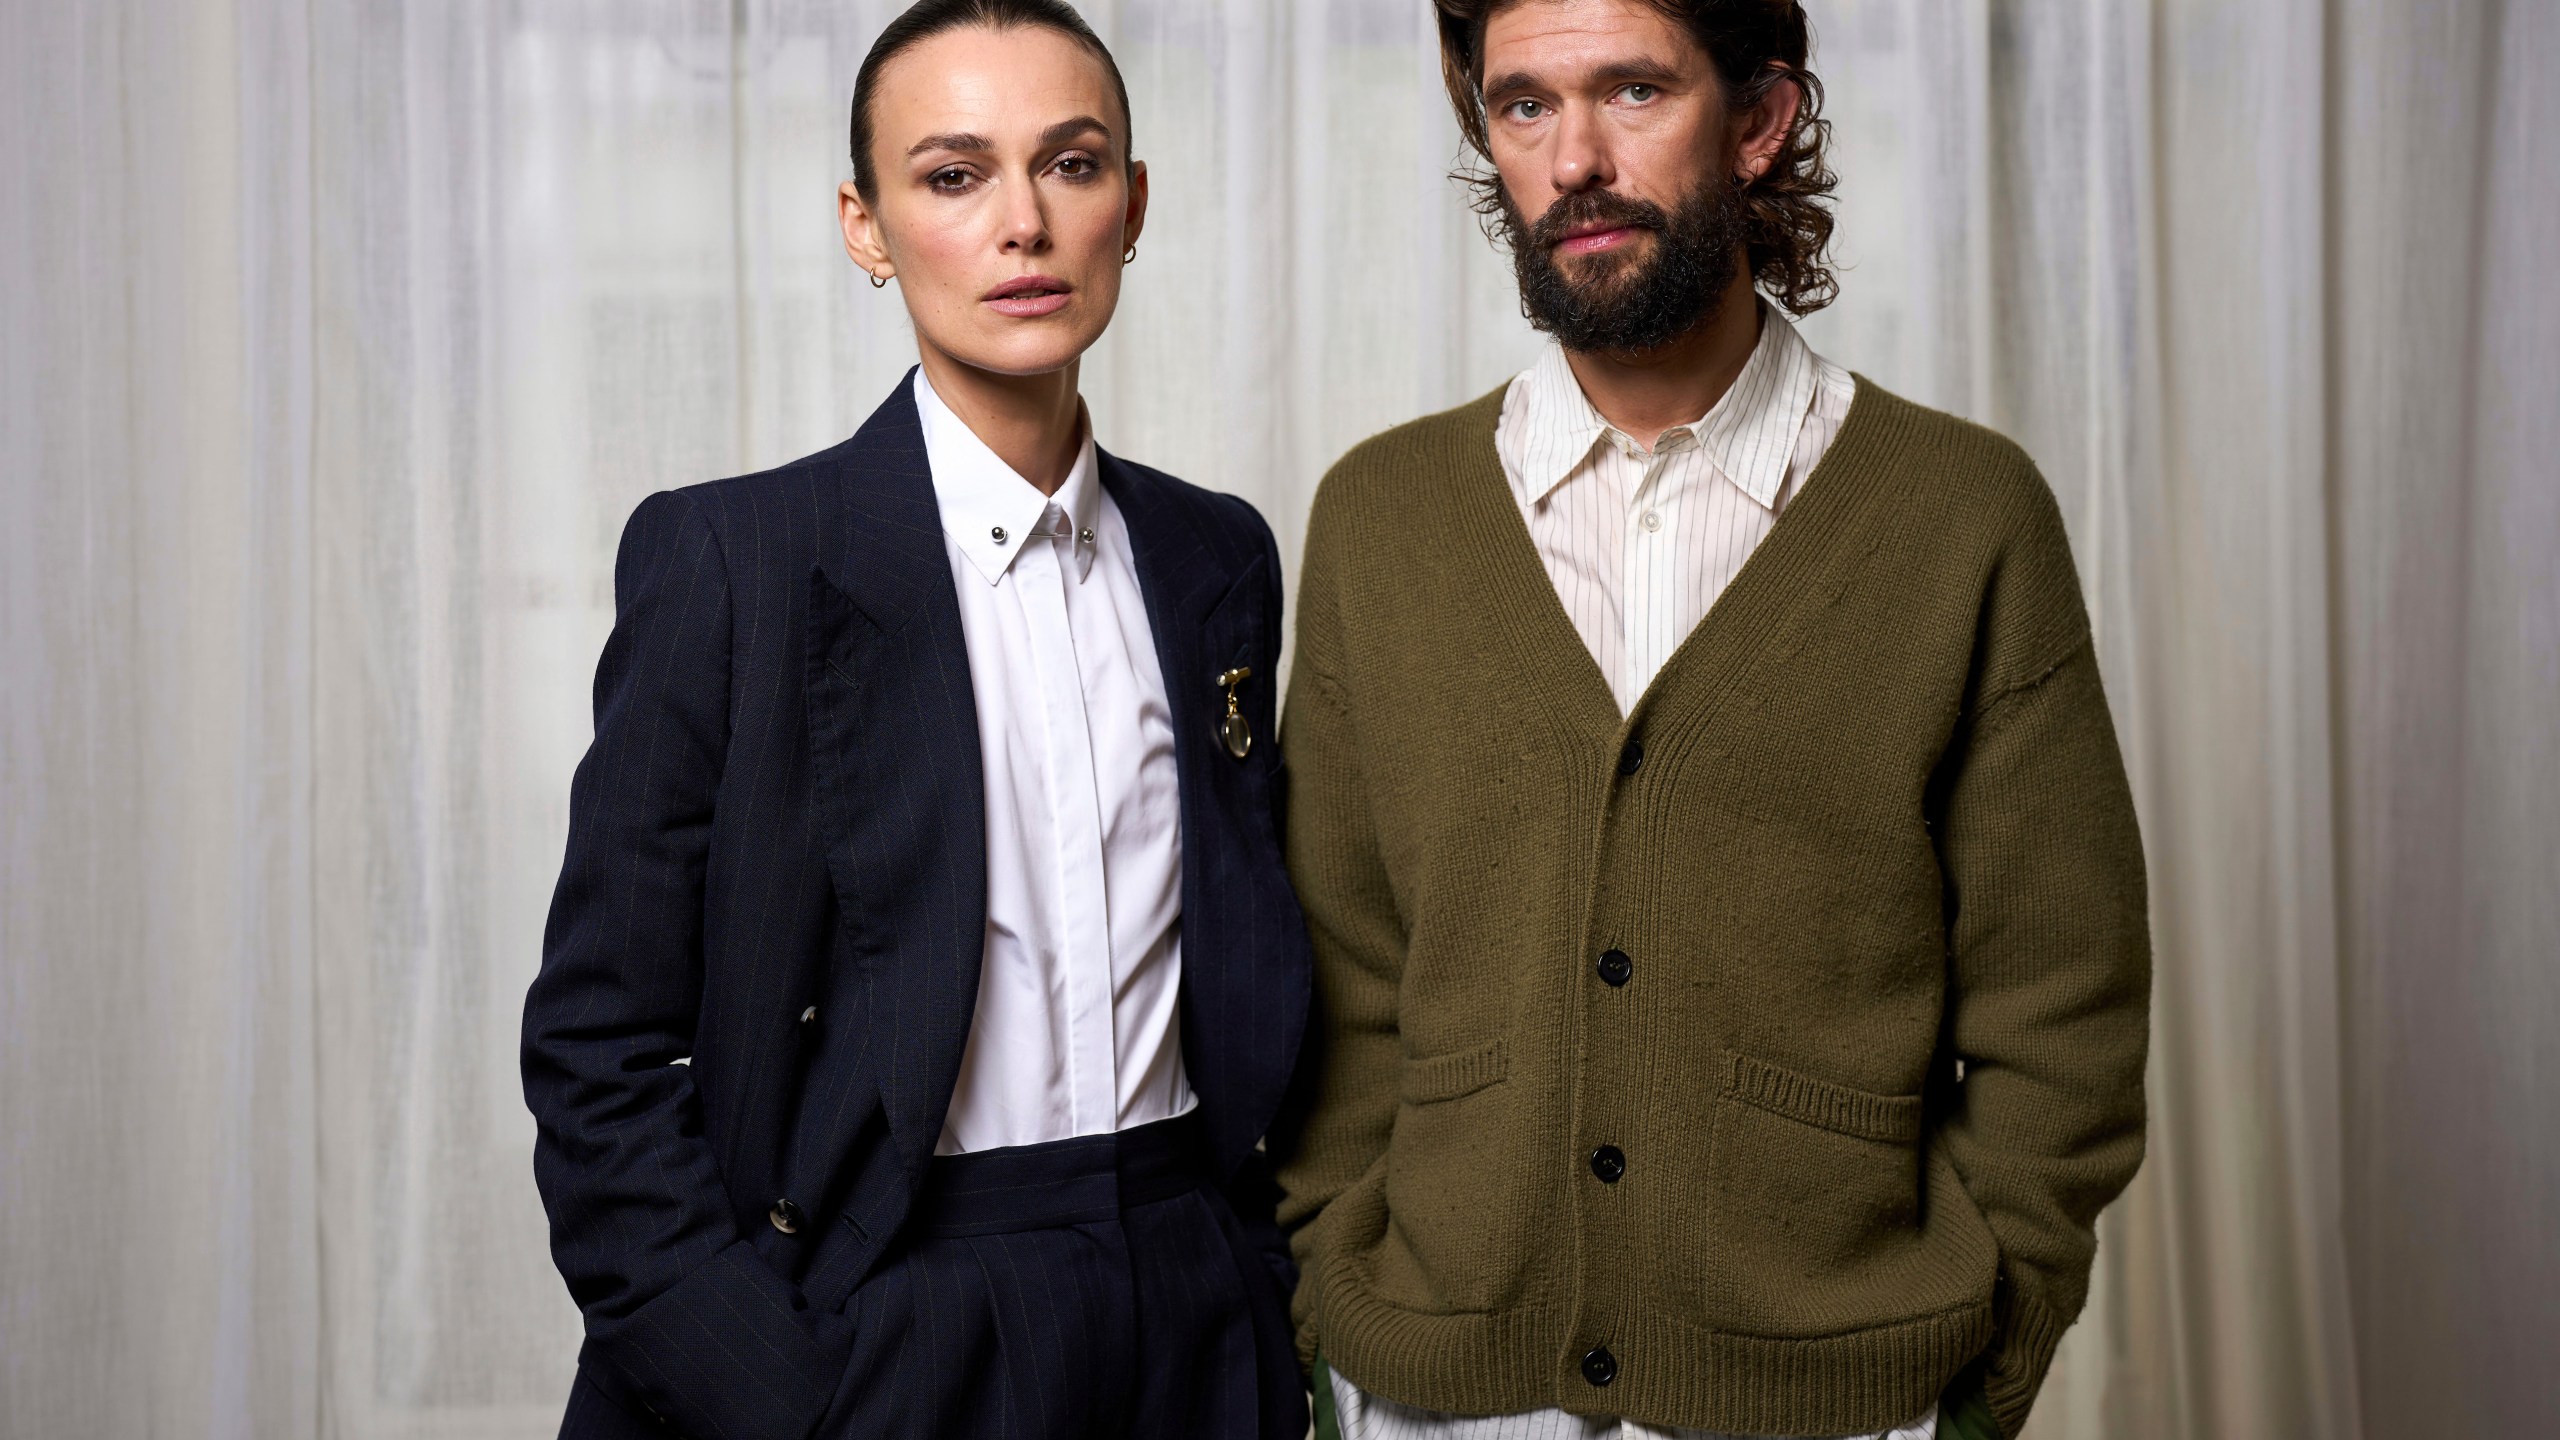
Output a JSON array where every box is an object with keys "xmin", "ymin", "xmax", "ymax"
[{"xmin": 4, "ymin": 2, "xmax": 2553, "ymax": 1436}]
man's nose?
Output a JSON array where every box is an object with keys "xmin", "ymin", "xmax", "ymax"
[{"xmin": 1551, "ymin": 100, "xmax": 1616, "ymax": 193}]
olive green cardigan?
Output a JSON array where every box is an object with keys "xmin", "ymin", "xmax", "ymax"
[{"xmin": 1271, "ymin": 380, "xmax": 2150, "ymax": 1439}]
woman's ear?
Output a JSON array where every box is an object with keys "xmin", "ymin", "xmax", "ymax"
[
  {"xmin": 1121, "ymin": 158, "xmax": 1149, "ymax": 253},
  {"xmin": 1735, "ymin": 67, "xmax": 1804, "ymax": 182},
  {"xmin": 840, "ymin": 181, "xmax": 893, "ymax": 281}
]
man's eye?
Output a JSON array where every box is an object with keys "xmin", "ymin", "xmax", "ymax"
[
  {"xmin": 1620, "ymin": 84, "xmax": 1658, "ymax": 104},
  {"xmin": 1505, "ymin": 98, "xmax": 1547, "ymax": 121}
]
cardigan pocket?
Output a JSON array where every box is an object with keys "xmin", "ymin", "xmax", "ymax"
[
  {"xmin": 1722, "ymin": 1052, "xmax": 1923, "ymax": 1143},
  {"xmin": 1397, "ymin": 1039, "xmax": 1509, "ymax": 1105},
  {"xmin": 1370, "ymin": 1038, "xmax": 1528, "ymax": 1314},
  {"xmin": 1687, "ymin": 1050, "xmax": 1993, "ymax": 1337}
]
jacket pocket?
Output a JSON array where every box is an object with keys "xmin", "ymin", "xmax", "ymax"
[{"xmin": 1687, "ymin": 1050, "xmax": 1993, "ymax": 1337}]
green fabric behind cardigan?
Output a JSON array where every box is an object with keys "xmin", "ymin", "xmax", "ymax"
[{"xmin": 1270, "ymin": 379, "xmax": 2151, "ymax": 1439}]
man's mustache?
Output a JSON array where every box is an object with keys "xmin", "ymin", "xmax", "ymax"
[{"xmin": 1528, "ymin": 189, "xmax": 1671, "ymax": 249}]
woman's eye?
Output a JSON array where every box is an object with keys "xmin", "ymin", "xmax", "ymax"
[
  {"xmin": 928, "ymin": 167, "xmax": 974, "ymax": 193},
  {"xmin": 1054, "ymin": 154, "xmax": 1097, "ymax": 179}
]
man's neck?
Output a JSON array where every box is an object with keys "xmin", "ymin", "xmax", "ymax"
[
  {"xmin": 917, "ymin": 347, "xmax": 1086, "ymax": 496},
  {"xmin": 1562, "ymin": 270, "xmax": 1764, "ymax": 451}
]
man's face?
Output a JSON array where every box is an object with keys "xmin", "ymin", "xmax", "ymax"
[{"xmin": 1479, "ymin": 0, "xmax": 1747, "ymax": 351}]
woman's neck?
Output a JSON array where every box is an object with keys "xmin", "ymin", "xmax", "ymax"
[{"xmin": 916, "ymin": 346, "xmax": 1087, "ymax": 496}]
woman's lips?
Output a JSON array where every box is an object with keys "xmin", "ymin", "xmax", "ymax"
[
  {"xmin": 983, "ymin": 275, "xmax": 1074, "ymax": 318},
  {"xmin": 1556, "ymin": 225, "xmax": 1641, "ymax": 257}
]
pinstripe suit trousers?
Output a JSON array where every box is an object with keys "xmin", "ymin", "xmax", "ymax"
[{"xmin": 815, "ymin": 1112, "xmax": 1299, "ymax": 1439}]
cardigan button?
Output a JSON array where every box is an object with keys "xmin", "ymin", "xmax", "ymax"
[
  {"xmin": 1597, "ymin": 949, "xmax": 1632, "ymax": 986},
  {"xmin": 1589, "ymin": 1145, "xmax": 1626, "ymax": 1183},
  {"xmin": 1581, "ymin": 1346, "xmax": 1618, "ymax": 1386},
  {"xmin": 1617, "ymin": 739, "xmax": 1645, "ymax": 776}
]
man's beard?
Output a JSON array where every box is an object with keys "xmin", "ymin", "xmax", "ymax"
[{"xmin": 1502, "ymin": 177, "xmax": 1748, "ymax": 354}]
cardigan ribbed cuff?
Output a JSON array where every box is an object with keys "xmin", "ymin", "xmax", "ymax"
[{"xmin": 1982, "ymin": 1278, "xmax": 2071, "ymax": 1438}]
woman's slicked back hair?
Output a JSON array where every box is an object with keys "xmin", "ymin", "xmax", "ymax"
[{"xmin": 848, "ymin": 0, "xmax": 1133, "ymax": 201}]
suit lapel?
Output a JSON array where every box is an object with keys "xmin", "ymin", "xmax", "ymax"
[
  {"xmin": 1100, "ymin": 449, "xmax": 1254, "ymax": 816},
  {"xmin": 805, "ymin": 373, "xmax": 988, "ymax": 1173},
  {"xmin": 1100, "ymin": 453, "xmax": 1267, "ymax": 1159}
]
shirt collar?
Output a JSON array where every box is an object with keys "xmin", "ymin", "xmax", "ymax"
[
  {"xmin": 1692, "ymin": 307, "xmax": 1819, "ymax": 512},
  {"xmin": 1501, "ymin": 341, "xmax": 1613, "ymax": 506},
  {"xmin": 1498, "ymin": 305, "xmax": 1822, "ymax": 514},
  {"xmin": 914, "ymin": 368, "xmax": 1103, "ymax": 586}
]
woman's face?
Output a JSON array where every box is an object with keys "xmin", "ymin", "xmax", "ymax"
[{"xmin": 841, "ymin": 25, "xmax": 1145, "ymax": 379}]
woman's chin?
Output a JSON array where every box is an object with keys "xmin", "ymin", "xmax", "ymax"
[{"xmin": 931, "ymin": 324, "xmax": 1104, "ymax": 379}]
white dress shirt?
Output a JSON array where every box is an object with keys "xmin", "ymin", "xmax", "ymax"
[
  {"xmin": 915, "ymin": 369, "xmax": 1196, "ymax": 1157},
  {"xmin": 1329, "ymin": 315, "xmax": 1934, "ymax": 1440}
]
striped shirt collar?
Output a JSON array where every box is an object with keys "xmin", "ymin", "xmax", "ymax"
[{"xmin": 1500, "ymin": 305, "xmax": 1823, "ymax": 514}]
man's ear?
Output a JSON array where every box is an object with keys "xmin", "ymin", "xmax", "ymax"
[
  {"xmin": 1734, "ymin": 66, "xmax": 1805, "ymax": 182},
  {"xmin": 840, "ymin": 181, "xmax": 892, "ymax": 281}
]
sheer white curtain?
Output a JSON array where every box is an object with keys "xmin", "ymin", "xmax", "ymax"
[{"xmin": 4, "ymin": 2, "xmax": 2553, "ymax": 1437}]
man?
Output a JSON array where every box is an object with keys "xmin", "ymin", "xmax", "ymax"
[{"xmin": 1270, "ymin": 3, "xmax": 2150, "ymax": 1439}]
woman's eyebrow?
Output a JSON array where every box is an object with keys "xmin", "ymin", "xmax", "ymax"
[
  {"xmin": 907, "ymin": 131, "xmax": 993, "ymax": 159},
  {"xmin": 905, "ymin": 117, "xmax": 1110, "ymax": 161},
  {"xmin": 1038, "ymin": 115, "xmax": 1111, "ymax": 149}
]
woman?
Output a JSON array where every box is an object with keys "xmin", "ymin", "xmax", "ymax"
[{"xmin": 522, "ymin": 3, "xmax": 1311, "ymax": 1437}]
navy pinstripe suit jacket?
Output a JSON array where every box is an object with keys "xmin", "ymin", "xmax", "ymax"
[{"xmin": 522, "ymin": 376, "xmax": 1312, "ymax": 1440}]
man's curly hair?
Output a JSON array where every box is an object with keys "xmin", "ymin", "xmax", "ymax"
[{"xmin": 1435, "ymin": 0, "xmax": 1839, "ymax": 316}]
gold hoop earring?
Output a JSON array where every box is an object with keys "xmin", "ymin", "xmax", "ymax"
[
  {"xmin": 1122, "ymin": 244, "xmax": 1137, "ymax": 265},
  {"xmin": 870, "ymin": 270, "xmax": 888, "ymax": 288}
]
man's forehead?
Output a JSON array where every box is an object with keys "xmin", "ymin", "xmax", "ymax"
[{"xmin": 1482, "ymin": 0, "xmax": 1697, "ymax": 75}]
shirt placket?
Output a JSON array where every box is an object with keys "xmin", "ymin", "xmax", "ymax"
[
  {"xmin": 1619, "ymin": 431, "xmax": 1688, "ymax": 704},
  {"xmin": 1013, "ymin": 509, "xmax": 1118, "ymax": 1135}
]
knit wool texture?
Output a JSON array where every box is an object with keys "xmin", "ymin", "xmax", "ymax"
[{"xmin": 1272, "ymin": 380, "xmax": 2152, "ymax": 1440}]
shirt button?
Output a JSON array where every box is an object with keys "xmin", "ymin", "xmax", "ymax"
[
  {"xmin": 1581, "ymin": 1346, "xmax": 1618, "ymax": 1387},
  {"xmin": 767, "ymin": 1198, "xmax": 806, "ymax": 1235},
  {"xmin": 1590, "ymin": 1145, "xmax": 1626, "ymax": 1183},
  {"xmin": 1640, "ymin": 510, "xmax": 1662, "ymax": 533},
  {"xmin": 1597, "ymin": 949, "xmax": 1632, "ymax": 987},
  {"xmin": 1617, "ymin": 739, "xmax": 1645, "ymax": 776},
  {"xmin": 990, "ymin": 525, "xmax": 1008, "ymax": 544}
]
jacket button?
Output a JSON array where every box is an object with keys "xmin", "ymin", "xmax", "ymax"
[
  {"xmin": 799, "ymin": 1004, "xmax": 818, "ymax": 1025},
  {"xmin": 768, "ymin": 1198, "xmax": 806, "ymax": 1234},
  {"xmin": 1581, "ymin": 1346, "xmax": 1618, "ymax": 1386},
  {"xmin": 1590, "ymin": 1145, "xmax": 1626, "ymax": 1183},
  {"xmin": 1617, "ymin": 739, "xmax": 1645, "ymax": 776},
  {"xmin": 1596, "ymin": 949, "xmax": 1632, "ymax": 986}
]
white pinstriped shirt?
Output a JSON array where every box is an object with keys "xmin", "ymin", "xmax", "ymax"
[
  {"xmin": 1500, "ymin": 308, "xmax": 1856, "ymax": 716},
  {"xmin": 1327, "ymin": 314, "xmax": 1937, "ymax": 1440}
]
